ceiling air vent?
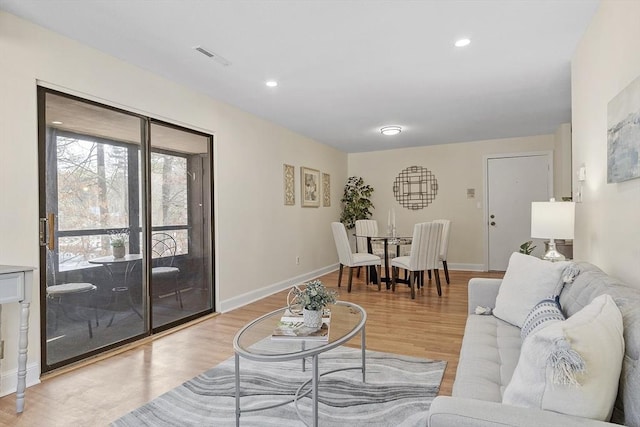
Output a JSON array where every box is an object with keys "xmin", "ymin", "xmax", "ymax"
[{"xmin": 193, "ymin": 46, "xmax": 231, "ymax": 67}]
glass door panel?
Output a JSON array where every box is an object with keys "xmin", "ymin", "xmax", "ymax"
[
  {"xmin": 40, "ymin": 90, "xmax": 148, "ymax": 370},
  {"xmin": 149, "ymin": 122, "xmax": 213, "ymax": 329}
]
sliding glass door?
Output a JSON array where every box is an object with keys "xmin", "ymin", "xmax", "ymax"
[
  {"xmin": 149, "ymin": 122, "xmax": 213, "ymax": 329},
  {"xmin": 38, "ymin": 88, "xmax": 214, "ymax": 371}
]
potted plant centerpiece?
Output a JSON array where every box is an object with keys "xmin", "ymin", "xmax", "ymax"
[
  {"xmin": 109, "ymin": 228, "xmax": 129, "ymax": 259},
  {"xmin": 289, "ymin": 280, "xmax": 337, "ymax": 329}
]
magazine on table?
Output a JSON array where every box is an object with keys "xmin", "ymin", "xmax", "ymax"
[{"xmin": 271, "ymin": 308, "xmax": 331, "ymax": 341}]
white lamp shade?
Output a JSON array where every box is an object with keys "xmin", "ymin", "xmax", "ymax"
[{"xmin": 531, "ymin": 201, "xmax": 575, "ymax": 239}]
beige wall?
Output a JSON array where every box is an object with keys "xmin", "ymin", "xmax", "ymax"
[
  {"xmin": 572, "ymin": 0, "xmax": 640, "ymax": 288},
  {"xmin": 553, "ymin": 122, "xmax": 573, "ymax": 200},
  {"xmin": 0, "ymin": 11, "xmax": 346, "ymax": 390},
  {"xmin": 348, "ymin": 134, "xmax": 560, "ymax": 269}
]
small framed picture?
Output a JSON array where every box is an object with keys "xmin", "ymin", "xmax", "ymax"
[
  {"xmin": 283, "ymin": 164, "xmax": 295, "ymax": 205},
  {"xmin": 301, "ymin": 167, "xmax": 321, "ymax": 207},
  {"xmin": 322, "ymin": 172, "xmax": 331, "ymax": 207}
]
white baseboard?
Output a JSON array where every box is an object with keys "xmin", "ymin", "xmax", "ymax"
[
  {"xmin": 447, "ymin": 263, "xmax": 485, "ymax": 272},
  {"xmin": 219, "ymin": 264, "xmax": 339, "ymax": 313},
  {"xmin": 0, "ymin": 362, "xmax": 40, "ymax": 397},
  {"xmin": 218, "ymin": 262, "xmax": 485, "ymax": 313}
]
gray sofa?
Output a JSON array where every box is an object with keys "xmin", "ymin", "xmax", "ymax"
[{"xmin": 428, "ymin": 261, "xmax": 639, "ymax": 427}]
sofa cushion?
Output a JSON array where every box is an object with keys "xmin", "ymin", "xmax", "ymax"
[
  {"xmin": 493, "ymin": 252, "xmax": 571, "ymax": 328},
  {"xmin": 520, "ymin": 295, "xmax": 565, "ymax": 340},
  {"xmin": 560, "ymin": 262, "xmax": 640, "ymax": 426},
  {"xmin": 452, "ymin": 315, "xmax": 522, "ymax": 402},
  {"xmin": 503, "ymin": 294, "xmax": 624, "ymax": 422}
]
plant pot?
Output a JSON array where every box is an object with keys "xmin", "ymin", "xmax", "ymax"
[
  {"xmin": 112, "ymin": 245, "xmax": 125, "ymax": 259},
  {"xmin": 303, "ymin": 308, "xmax": 323, "ymax": 329}
]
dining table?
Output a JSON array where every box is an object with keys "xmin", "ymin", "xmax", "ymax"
[
  {"xmin": 88, "ymin": 253, "xmax": 143, "ymax": 325},
  {"xmin": 356, "ymin": 235, "xmax": 413, "ymax": 288}
]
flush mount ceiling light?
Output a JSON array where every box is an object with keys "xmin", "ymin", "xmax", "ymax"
[
  {"xmin": 380, "ymin": 126, "xmax": 402, "ymax": 136},
  {"xmin": 454, "ymin": 38, "xmax": 471, "ymax": 47},
  {"xmin": 51, "ymin": 120, "xmax": 63, "ymax": 125},
  {"xmin": 265, "ymin": 80, "xmax": 278, "ymax": 87}
]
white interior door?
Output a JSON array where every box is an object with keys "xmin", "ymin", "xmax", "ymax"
[{"xmin": 487, "ymin": 154, "xmax": 551, "ymax": 271}]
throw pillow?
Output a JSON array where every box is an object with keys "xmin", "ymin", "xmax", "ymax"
[
  {"xmin": 493, "ymin": 252, "xmax": 571, "ymax": 327},
  {"xmin": 503, "ymin": 294, "xmax": 624, "ymax": 422},
  {"xmin": 520, "ymin": 295, "xmax": 565, "ymax": 340}
]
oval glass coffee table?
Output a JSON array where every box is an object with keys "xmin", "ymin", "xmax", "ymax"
[{"xmin": 233, "ymin": 301, "xmax": 367, "ymax": 427}]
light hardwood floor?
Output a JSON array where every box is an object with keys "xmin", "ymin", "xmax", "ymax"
[{"xmin": 0, "ymin": 268, "xmax": 503, "ymax": 426}]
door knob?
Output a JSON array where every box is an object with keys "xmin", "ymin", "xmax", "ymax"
[{"xmin": 490, "ymin": 221, "xmax": 496, "ymax": 226}]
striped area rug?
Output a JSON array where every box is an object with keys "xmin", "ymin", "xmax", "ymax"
[{"xmin": 112, "ymin": 346, "xmax": 446, "ymax": 426}]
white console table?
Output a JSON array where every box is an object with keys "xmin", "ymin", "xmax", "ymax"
[{"xmin": 0, "ymin": 265, "xmax": 34, "ymax": 413}]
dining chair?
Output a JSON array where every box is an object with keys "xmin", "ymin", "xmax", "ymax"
[
  {"xmin": 354, "ymin": 219, "xmax": 385, "ymax": 280},
  {"xmin": 432, "ymin": 219, "xmax": 451, "ymax": 284},
  {"xmin": 46, "ymin": 282, "xmax": 99, "ymax": 338},
  {"xmin": 354, "ymin": 220, "xmax": 384, "ymax": 255},
  {"xmin": 331, "ymin": 222, "xmax": 382, "ymax": 292},
  {"xmin": 151, "ymin": 232, "xmax": 183, "ymax": 308},
  {"xmin": 390, "ymin": 222, "xmax": 443, "ymax": 299}
]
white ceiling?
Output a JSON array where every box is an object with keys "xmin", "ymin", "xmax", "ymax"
[{"xmin": 0, "ymin": 0, "xmax": 600, "ymax": 153}]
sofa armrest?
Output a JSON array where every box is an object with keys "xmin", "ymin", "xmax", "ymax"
[
  {"xmin": 428, "ymin": 396, "xmax": 613, "ymax": 427},
  {"xmin": 467, "ymin": 278, "xmax": 502, "ymax": 314}
]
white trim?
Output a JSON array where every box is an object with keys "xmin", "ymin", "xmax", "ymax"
[
  {"xmin": 447, "ymin": 263, "xmax": 485, "ymax": 272},
  {"xmin": 483, "ymin": 151, "xmax": 553, "ymax": 271},
  {"xmin": 0, "ymin": 362, "xmax": 40, "ymax": 397},
  {"xmin": 212, "ymin": 135, "xmax": 220, "ymax": 314},
  {"xmin": 219, "ymin": 264, "xmax": 339, "ymax": 313}
]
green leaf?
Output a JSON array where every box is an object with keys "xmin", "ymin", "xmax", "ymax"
[{"xmin": 340, "ymin": 176, "xmax": 375, "ymax": 229}]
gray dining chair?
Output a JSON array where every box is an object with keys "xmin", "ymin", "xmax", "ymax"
[
  {"xmin": 331, "ymin": 222, "xmax": 382, "ymax": 292},
  {"xmin": 390, "ymin": 222, "xmax": 443, "ymax": 299}
]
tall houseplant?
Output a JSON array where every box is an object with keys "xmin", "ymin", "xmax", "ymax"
[{"xmin": 340, "ymin": 176, "xmax": 374, "ymax": 229}]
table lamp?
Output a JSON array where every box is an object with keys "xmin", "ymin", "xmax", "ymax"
[{"xmin": 531, "ymin": 198, "xmax": 575, "ymax": 262}]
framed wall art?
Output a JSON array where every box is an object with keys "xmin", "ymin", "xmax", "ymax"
[
  {"xmin": 322, "ymin": 172, "xmax": 331, "ymax": 207},
  {"xmin": 283, "ymin": 164, "xmax": 295, "ymax": 205},
  {"xmin": 393, "ymin": 165, "xmax": 438, "ymax": 210},
  {"xmin": 607, "ymin": 73, "xmax": 640, "ymax": 183},
  {"xmin": 301, "ymin": 167, "xmax": 320, "ymax": 207}
]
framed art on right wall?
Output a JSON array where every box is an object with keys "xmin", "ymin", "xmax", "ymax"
[{"xmin": 607, "ymin": 73, "xmax": 640, "ymax": 183}]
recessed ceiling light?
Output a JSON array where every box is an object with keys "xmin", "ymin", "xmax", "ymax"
[
  {"xmin": 380, "ymin": 126, "xmax": 402, "ymax": 136},
  {"xmin": 265, "ymin": 80, "xmax": 278, "ymax": 87},
  {"xmin": 51, "ymin": 121, "xmax": 63, "ymax": 125},
  {"xmin": 454, "ymin": 38, "xmax": 471, "ymax": 47}
]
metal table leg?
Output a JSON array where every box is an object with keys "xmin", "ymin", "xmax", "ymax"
[
  {"xmin": 235, "ymin": 353, "xmax": 240, "ymax": 427},
  {"xmin": 312, "ymin": 354, "xmax": 319, "ymax": 427},
  {"xmin": 362, "ymin": 324, "xmax": 366, "ymax": 382},
  {"xmin": 302, "ymin": 341, "xmax": 306, "ymax": 372}
]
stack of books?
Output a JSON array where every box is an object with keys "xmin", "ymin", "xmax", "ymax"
[{"xmin": 271, "ymin": 309, "xmax": 331, "ymax": 341}]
